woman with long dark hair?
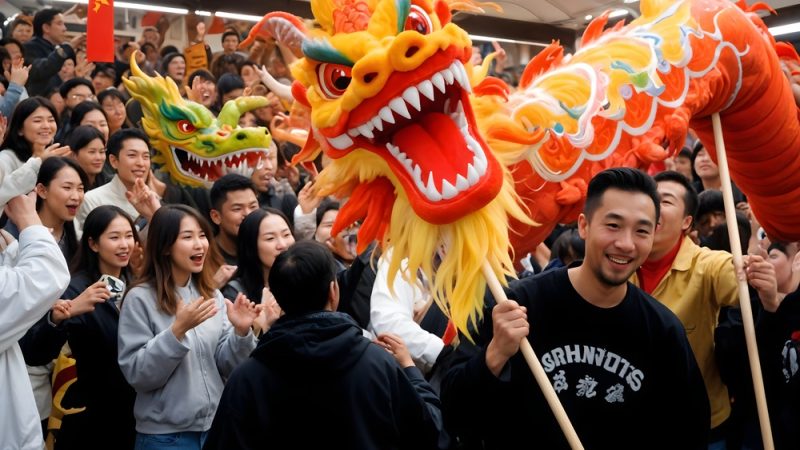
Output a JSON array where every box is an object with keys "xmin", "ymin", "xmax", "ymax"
[
  {"xmin": 223, "ymin": 208, "xmax": 294, "ymax": 303},
  {"xmin": 117, "ymin": 205, "xmax": 258, "ymax": 450},
  {"xmin": 65, "ymin": 125, "xmax": 107, "ymax": 189},
  {"xmin": 5, "ymin": 157, "xmax": 87, "ymax": 262},
  {"xmin": 20, "ymin": 205, "xmax": 140, "ymax": 449},
  {"xmin": 0, "ymin": 97, "xmax": 70, "ymax": 184},
  {"xmin": 64, "ymin": 101, "xmax": 109, "ymax": 142}
]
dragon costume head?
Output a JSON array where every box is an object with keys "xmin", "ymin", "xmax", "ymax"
[
  {"xmin": 123, "ymin": 55, "xmax": 273, "ymax": 187},
  {"xmin": 245, "ymin": 0, "xmax": 800, "ymax": 334},
  {"xmin": 243, "ymin": 0, "xmax": 530, "ymax": 333}
]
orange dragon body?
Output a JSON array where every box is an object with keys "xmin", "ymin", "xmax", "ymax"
[{"xmin": 242, "ymin": 0, "xmax": 800, "ymax": 333}]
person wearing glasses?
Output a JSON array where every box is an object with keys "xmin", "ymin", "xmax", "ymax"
[
  {"xmin": 58, "ymin": 78, "xmax": 95, "ymax": 128},
  {"xmin": 98, "ymin": 89, "xmax": 129, "ymax": 135}
]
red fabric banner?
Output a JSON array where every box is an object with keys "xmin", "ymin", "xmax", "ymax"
[{"xmin": 87, "ymin": 0, "xmax": 115, "ymax": 63}]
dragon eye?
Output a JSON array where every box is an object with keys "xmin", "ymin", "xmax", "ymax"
[
  {"xmin": 177, "ymin": 120, "xmax": 196, "ymax": 134},
  {"xmin": 317, "ymin": 63, "xmax": 352, "ymax": 99},
  {"xmin": 405, "ymin": 5, "xmax": 433, "ymax": 35}
]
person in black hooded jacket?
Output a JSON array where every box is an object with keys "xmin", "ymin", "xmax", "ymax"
[{"xmin": 203, "ymin": 240, "xmax": 448, "ymax": 450}]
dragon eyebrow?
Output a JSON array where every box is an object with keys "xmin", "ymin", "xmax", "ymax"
[
  {"xmin": 159, "ymin": 101, "xmax": 197, "ymax": 123},
  {"xmin": 396, "ymin": 0, "xmax": 411, "ymax": 34},
  {"xmin": 302, "ymin": 39, "xmax": 354, "ymax": 66}
]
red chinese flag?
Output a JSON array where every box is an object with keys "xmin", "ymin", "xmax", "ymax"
[{"xmin": 87, "ymin": 0, "xmax": 115, "ymax": 63}]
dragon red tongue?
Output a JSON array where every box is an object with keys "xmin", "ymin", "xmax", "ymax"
[{"xmin": 392, "ymin": 112, "xmax": 472, "ymax": 191}]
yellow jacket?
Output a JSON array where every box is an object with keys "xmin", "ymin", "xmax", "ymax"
[{"xmin": 631, "ymin": 236, "xmax": 739, "ymax": 429}]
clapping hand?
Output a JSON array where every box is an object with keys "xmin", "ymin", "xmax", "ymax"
[
  {"xmin": 125, "ymin": 178, "xmax": 161, "ymax": 222},
  {"xmin": 226, "ymin": 293, "xmax": 259, "ymax": 336},
  {"xmin": 172, "ymin": 296, "xmax": 218, "ymax": 341},
  {"xmin": 213, "ymin": 264, "xmax": 237, "ymax": 289},
  {"xmin": 5, "ymin": 62, "xmax": 30, "ymax": 87},
  {"xmin": 252, "ymin": 287, "xmax": 282, "ymax": 335}
]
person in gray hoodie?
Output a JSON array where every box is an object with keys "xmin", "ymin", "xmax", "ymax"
[{"xmin": 117, "ymin": 204, "xmax": 258, "ymax": 450}]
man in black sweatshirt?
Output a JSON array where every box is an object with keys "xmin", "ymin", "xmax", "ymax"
[
  {"xmin": 442, "ymin": 168, "xmax": 710, "ymax": 449},
  {"xmin": 204, "ymin": 240, "xmax": 448, "ymax": 449}
]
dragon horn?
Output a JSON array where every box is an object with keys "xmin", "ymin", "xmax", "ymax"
[
  {"xmin": 128, "ymin": 50, "xmax": 145, "ymax": 78},
  {"xmin": 259, "ymin": 65, "xmax": 293, "ymax": 101},
  {"xmin": 218, "ymin": 96, "xmax": 271, "ymax": 127},
  {"xmin": 240, "ymin": 12, "xmax": 308, "ymax": 58}
]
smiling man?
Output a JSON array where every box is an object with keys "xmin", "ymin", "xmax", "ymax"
[
  {"xmin": 77, "ymin": 129, "xmax": 151, "ymax": 233},
  {"xmin": 442, "ymin": 168, "xmax": 710, "ymax": 449}
]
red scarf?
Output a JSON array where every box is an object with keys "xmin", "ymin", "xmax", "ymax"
[{"xmin": 638, "ymin": 238, "xmax": 683, "ymax": 294}]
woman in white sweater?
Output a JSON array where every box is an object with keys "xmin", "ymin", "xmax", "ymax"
[
  {"xmin": 117, "ymin": 204, "xmax": 258, "ymax": 450},
  {"xmin": 0, "ymin": 97, "xmax": 71, "ymax": 184}
]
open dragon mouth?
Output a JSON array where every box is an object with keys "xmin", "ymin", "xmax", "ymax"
[
  {"xmin": 171, "ymin": 147, "xmax": 267, "ymax": 182},
  {"xmin": 323, "ymin": 59, "xmax": 494, "ymax": 204}
]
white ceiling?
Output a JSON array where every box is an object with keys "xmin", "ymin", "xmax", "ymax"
[{"xmin": 473, "ymin": 0, "xmax": 800, "ymax": 28}]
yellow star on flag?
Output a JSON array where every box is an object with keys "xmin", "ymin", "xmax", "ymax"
[{"xmin": 93, "ymin": 0, "xmax": 110, "ymax": 13}]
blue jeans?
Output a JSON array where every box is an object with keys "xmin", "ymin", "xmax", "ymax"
[{"xmin": 135, "ymin": 432, "xmax": 208, "ymax": 450}]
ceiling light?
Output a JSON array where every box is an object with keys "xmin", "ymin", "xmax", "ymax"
[
  {"xmin": 585, "ymin": 14, "xmax": 593, "ymax": 21},
  {"xmin": 195, "ymin": 10, "xmax": 213, "ymax": 17},
  {"xmin": 53, "ymin": 0, "xmax": 189, "ymax": 14},
  {"xmin": 623, "ymin": 0, "xmax": 639, "ymax": 3},
  {"xmin": 214, "ymin": 11, "xmax": 263, "ymax": 22},
  {"xmin": 770, "ymin": 23, "xmax": 800, "ymax": 36},
  {"xmin": 609, "ymin": 9, "xmax": 629, "ymax": 18}
]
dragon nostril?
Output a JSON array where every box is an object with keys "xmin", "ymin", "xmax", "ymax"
[
  {"xmin": 236, "ymin": 132, "xmax": 247, "ymax": 140},
  {"xmin": 364, "ymin": 72, "xmax": 378, "ymax": 83},
  {"xmin": 405, "ymin": 46, "xmax": 419, "ymax": 58}
]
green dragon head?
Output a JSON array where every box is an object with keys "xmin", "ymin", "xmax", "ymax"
[{"xmin": 123, "ymin": 54, "xmax": 273, "ymax": 187}]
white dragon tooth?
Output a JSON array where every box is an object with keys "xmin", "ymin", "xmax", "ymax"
[
  {"xmin": 388, "ymin": 97, "xmax": 411, "ymax": 119},
  {"xmin": 473, "ymin": 152, "xmax": 488, "ymax": 174},
  {"xmin": 465, "ymin": 134, "xmax": 483, "ymax": 155},
  {"xmin": 328, "ymin": 134, "xmax": 354, "ymax": 150},
  {"xmin": 456, "ymin": 101, "xmax": 467, "ymax": 128},
  {"xmin": 441, "ymin": 179, "xmax": 458, "ymax": 200},
  {"xmin": 441, "ymin": 68, "xmax": 455, "ymax": 85},
  {"xmin": 431, "ymin": 72, "xmax": 446, "ymax": 93},
  {"xmin": 450, "ymin": 62, "xmax": 464, "ymax": 87},
  {"xmin": 466, "ymin": 163, "xmax": 480, "ymax": 185},
  {"xmin": 455, "ymin": 174, "xmax": 469, "ymax": 191},
  {"xmin": 413, "ymin": 164, "xmax": 422, "ymax": 182},
  {"xmin": 348, "ymin": 128, "xmax": 360, "ymax": 137},
  {"xmin": 357, "ymin": 124, "xmax": 374, "ymax": 139},
  {"xmin": 402, "ymin": 87, "xmax": 421, "ymax": 111},
  {"xmin": 379, "ymin": 106, "xmax": 396, "ymax": 124},
  {"xmin": 426, "ymin": 172, "xmax": 443, "ymax": 201},
  {"xmin": 443, "ymin": 99, "xmax": 451, "ymax": 115},
  {"xmin": 453, "ymin": 61, "xmax": 471, "ymax": 93},
  {"xmin": 386, "ymin": 143, "xmax": 400, "ymax": 156},
  {"xmin": 371, "ymin": 116, "xmax": 384, "ymax": 132},
  {"xmin": 418, "ymin": 79, "xmax": 435, "ymax": 101},
  {"xmin": 397, "ymin": 151, "xmax": 408, "ymax": 162},
  {"xmin": 403, "ymin": 158, "xmax": 413, "ymax": 171}
]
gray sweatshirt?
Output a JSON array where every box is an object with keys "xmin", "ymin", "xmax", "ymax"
[{"xmin": 117, "ymin": 280, "xmax": 256, "ymax": 434}]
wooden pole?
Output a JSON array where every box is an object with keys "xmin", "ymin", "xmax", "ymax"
[
  {"xmin": 481, "ymin": 261, "xmax": 584, "ymax": 450},
  {"xmin": 711, "ymin": 113, "xmax": 774, "ymax": 450}
]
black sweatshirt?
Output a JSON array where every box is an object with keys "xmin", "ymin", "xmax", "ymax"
[
  {"xmin": 204, "ymin": 311, "xmax": 448, "ymax": 450},
  {"xmin": 441, "ymin": 268, "xmax": 710, "ymax": 449}
]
